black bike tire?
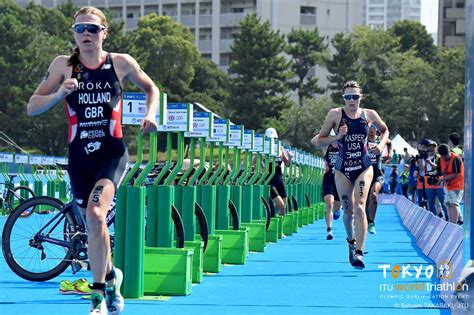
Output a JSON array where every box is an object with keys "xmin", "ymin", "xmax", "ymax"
[
  {"xmin": 2, "ymin": 196, "xmax": 77, "ymax": 282},
  {"xmin": 8, "ymin": 186, "xmax": 36, "ymax": 217}
]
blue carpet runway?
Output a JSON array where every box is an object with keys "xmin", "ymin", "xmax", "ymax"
[{"xmin": 0, "ymin": 204, "xmax": 449, "ymax": 314}]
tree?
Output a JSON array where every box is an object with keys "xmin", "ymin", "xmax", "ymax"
[
  {"xmin": 390, "ymin": 20, "xmax": 436, "ymax": 63},
  {"xmin": 188, "ymin": 59, "xmax": 229, "ymax": 116},
  {"xmin": 228, "ymin": 13, "xmax": 293, "ymax": 131},
  {"xmin": 129, "ymin": 14, "xmax": 200, "ymax": 101},
  {"xmin": 268, "ymin": 96, "xmax": 335, "ymax": 153},
  {"xmin": 286, "ymin": 27, "xmax": 328, "ymax": 106},
  {"xmin": 381, "ymin": 52, "xmax": 435, "ymax": 142},
  {"xmin": 429, "ymin": 46, "xmax": 465, "ymax": 141},
  {"xmin": 0, "ymin": 1, "xmax": 70, "ymax": 155},
  {"xmin": 352, "ymin": 26, "xmax": 400, "ymax": 112},
  {"xmin": 325, "ymin": 32, "xmax": 359, "ymax": 104}
]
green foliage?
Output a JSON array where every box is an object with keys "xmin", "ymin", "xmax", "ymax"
[
  {"xmin": 0, "ymin": 1, "xmax": 466, "ymax": 156},
  {"xmin": 381, "ymin": 52, "xmax": 435, "ymax": 142},
  {"xmin": 325, "ymin": 32, "xmax": 359, "ymax": 104},
  {"xmin": 351, "ymin": 26, "xmax": 400, "ymax": 112},
  {"xmin": 286, "ymin": 27, "xmax": 328, "ymax": 105},
  {"xmin": 188, "ymin": 59, "xmax": 229, "ymax": 116},
  {"xmin": 429, "ymin": 46, "xmax": 465, "ymax": 141},
  {"xmin": 228, "ymin": 13, "xmax": 293, "ymax": 131},
  {"xmin": 390, "ymin": 20, "xmax": 436, "ymax": 63},
  {"xmin": 0, "ymin": 1, "xmax": 70, "ymax": 155},
  {"xmin": 129, "ymin": 14, "xmax": 200, "ymax": 101},
  {"xmin": 270, "ymin": 96, "xmax": 335, "ymax": 154}
]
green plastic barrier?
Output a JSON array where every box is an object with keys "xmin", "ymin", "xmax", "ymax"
[
  {"xmin": 186, "ymin": 112, "xmax": 223, "ymax": 274},
  {"xmin": 209, "ymin": 119, "xmax": 248, "ymax": 265},
  {"xmin": 237, "ymin": 130, "xmax": 267, "ymax": 251},
  {"xmin": 30, "ymin": 156, "xmax": 44, "ymax": 197},
  {"xmin": 116, "ymin": 92, "xmax": 193, "ymax": 297}
]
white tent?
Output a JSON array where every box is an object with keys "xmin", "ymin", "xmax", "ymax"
[{"xmin": 389, "ymin": 134, "xmax": 418, "ymax": 157}]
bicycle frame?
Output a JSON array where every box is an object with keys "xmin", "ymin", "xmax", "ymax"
[{"xmin": 33, "ymin": 201, "xmax": 116, "ymax": 251}]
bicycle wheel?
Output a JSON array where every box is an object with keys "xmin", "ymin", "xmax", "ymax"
[
  {"xmin": 2, "ymin": 196, "xmax": 77, "ymax": 281},
  {"xmin": 7, "ymin": 185, "xmax": 35, "ymax": 217}
]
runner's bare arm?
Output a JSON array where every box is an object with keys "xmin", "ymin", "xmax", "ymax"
[
  {"xmin": 27, "ymin": 56, "xmax": 73, "ymax": 116},
  {"xmin": 314, "ymin": 109, "xmax": 343, "ymax": 147}
]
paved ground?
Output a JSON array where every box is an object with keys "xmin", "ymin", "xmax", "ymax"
[{"xmin": 0, "ymin": 204, "xmax": 449, "ymax": 314}]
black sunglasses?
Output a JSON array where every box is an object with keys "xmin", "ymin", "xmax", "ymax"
[
  {"xmin": 343, "ymin": 94, "xmax": 361, "ymax": 101},
  {"xmin": 72, "ymin": 23, "xmax": 106, "ymax": 34}
]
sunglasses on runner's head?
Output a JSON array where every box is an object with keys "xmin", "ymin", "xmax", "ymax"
[
  {"xmin": 343, "ymin": 94, "xmax": 361, "ymax": 101},
  {"xmin": 72, "ymin": 23, "xmax": 106, "ymax": 34}
]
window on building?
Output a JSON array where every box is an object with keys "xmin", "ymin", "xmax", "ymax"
[
  {"xmin": 456, "ymin": 1, "xmax": 465, "ymax": 9},
  {"xmin": 231, "ymin": 8, "xmax": 244, "ymax": 13},
  {"xmin": 300, "ymin": 6, "xmax": 316, "ymax": 25},
  {"xmin": 300, "ymin": 6, "xmax": 316, "ymax": 15},
  {"xmin": 220, "ymin": 54, "xmax": 230, "ymax": 66},
  {"xmin": 127, "ymin": 13, "xmax": 134, "ymax": 19}
]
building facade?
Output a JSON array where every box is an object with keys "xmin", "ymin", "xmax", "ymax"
[
  {"xmin": 438, "ymin": 0, "xmax": 465, "ymax": 47},
  {"xmin": 19, "ymin": 0, "xmax": 364, "ymax": 76},
  {"xmin": 366, "ymin": 0, "xmax": 421, "ymax": 30}
]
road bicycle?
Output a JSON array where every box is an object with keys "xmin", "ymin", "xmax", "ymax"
[
  {"xmin": 1, "ymin": 192, "xmax": 198, "ymax": 282},
  {"xmin": 1, "ymin": 161, "xmax": 215, "ymax": 282},
  {"xmin": 0, "ymin": 175, "xmax": 35, "ymax": 217}
]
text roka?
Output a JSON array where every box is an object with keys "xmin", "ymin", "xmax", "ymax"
[{"xmin": 378, "ymin": 264, "xmax": 435, "ymax": 279}]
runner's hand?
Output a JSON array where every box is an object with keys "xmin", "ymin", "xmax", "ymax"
[
  {"xmin": 337, "ymin": 124, "xmax": 348, "ymax": 139},
  {"xmin": 141, "ymin": 115, "xmax": 158, "ymax": 134},
  {"xmin": 369, "ymin": 142, "xmax": 381, "ymax": 154},
  {"xmin": 59, "ymin": 78, "xmax": 78, "ymax": 96}
]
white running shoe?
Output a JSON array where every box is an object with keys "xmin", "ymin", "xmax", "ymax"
[
  {"xmin": 105, "ymin": 268, "xmax": 124, "ymax": 315},
  {"xmin": 352, "ymin": 253, "xmax": 365, "ymax": 270},
  {"xmin": 90, "ymin": 293, "xmax": 107, "ymax": 315}
]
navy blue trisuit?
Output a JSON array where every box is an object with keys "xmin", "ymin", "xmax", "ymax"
[
  {"xmin": 322, "ymin": 145, "xmax": 340, "ymax": 201},
  {"xmin": 334, "ymin": 108, "xmax": 372, "ymax": 183},
  {"xmin": 64, "ymin": 53, "xmax": 129, "ymax": 208}
]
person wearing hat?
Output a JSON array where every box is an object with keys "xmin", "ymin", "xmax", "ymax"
[
  {"xmin": 437, "ymin": 144, "xmax": 464, "ymax": 223},
  {"xmin": 265, "ymin": 128, "xmax": 293, "ymax": 218},
  {"xmin": 421, "ymin": 140, "xmax": 447, "ymax": 219}
]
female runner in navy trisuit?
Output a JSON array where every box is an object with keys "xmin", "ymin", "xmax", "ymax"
[
  {"xmin": 315, "ymin": 81, "xmax": 389, "ymax": 269},
  {"xmin": 27, "ymin": 6, "xmax": 159, "ymax": 314}
]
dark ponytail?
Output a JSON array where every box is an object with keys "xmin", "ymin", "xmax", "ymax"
[{"xmin": 68, "ymin": 47, "xmax": 80, "ymax": 66}]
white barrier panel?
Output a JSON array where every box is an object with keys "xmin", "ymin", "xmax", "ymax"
[
  {"xmin": 429, "ymin": 223, "xmax": 464, "ymax": 263},
  {"xmin": 440, "ymin": 244, "xmax": 463, "ymax": 304},
  {"xmin": 413, "ymin": 211, "xmax": 433, "ymax": 239},
  {"xmin": 407, "ymin": 207, "xmax": 429, "ymax": 234},
  {"xmin": 380, "ymin": 194, "xmax": 398, "ymax": 204},
  {"xmin": 405, "ymin": 206, "xmax": 424, "ymax": 232},
  {"xmin": 416, "ymin": 216, "xmax": 448, "ymax": 256},
  {"xmin": 402, "ymin": 203, "xmax": 418, "ymax": 225},
  {"xmin": 394, "ymin": 195, "xmax": 465, "ymax": 307}
]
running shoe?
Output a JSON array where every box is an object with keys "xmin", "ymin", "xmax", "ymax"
[
  {"xmin": 326, "ymin": 230, "xmax": 334, "ymax": 240},
  {"xmin": 368, "ymin": 223, "xmax": 377, "ymax": 235},
  {"xmin": 105, "ymin": 268, "xmax": 124, "ymax": 314},
  {"xmin": 352, "ymin": 251, "xmax": 365, "ymax": 270},
  {"xmin": 59, "ymin": 278, "xmax": 92, "ymax": 295},
  {"xmin": 333, "ymin": 209, "xmax": 341, "ymax": 220},
  {"xmin": 90, "ymin": 293, "xmax": 107, "ymax": 315},
  {"xmin": 347, "ymin": 239, "xmax": 356, "ymax": 265}
]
